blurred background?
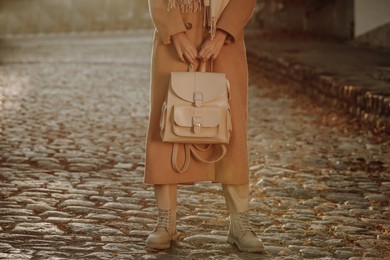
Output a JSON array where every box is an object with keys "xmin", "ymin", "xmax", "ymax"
[
  {"xmin": 0, "ymin": 2, "xmax": 389, "ymax": 259},
  {"xmin": 0, "ymin": 0, "xmax": 389, "ymax": 48},
  {"xmin": 0, "ymin": 0, "xmax": 151, "ymax": 34}
]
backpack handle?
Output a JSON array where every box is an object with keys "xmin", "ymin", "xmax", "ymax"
[{"xmin": 171, "ymin": 143, "xmax": 227, "ymax": 173}]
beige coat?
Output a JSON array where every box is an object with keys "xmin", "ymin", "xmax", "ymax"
[{"xmin": 144, "ymin": 0, "xmax": 256, "ymax": 185}]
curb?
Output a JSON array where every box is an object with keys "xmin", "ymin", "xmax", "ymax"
[{"xmin": 247, "ymin": 48, "xmax": 390, "ymax": 135}]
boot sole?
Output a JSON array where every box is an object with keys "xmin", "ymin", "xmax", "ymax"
[
  {"xmin": 146, "ymin": 243, "xmax": 171, "ymax": 250},
  {"xmin": 227, "ymin": 236, "xmax": 265, "ymax": 253},
  {"xmin": 146, "ymin": 232, "xmax": 178, "ymax": 250}
]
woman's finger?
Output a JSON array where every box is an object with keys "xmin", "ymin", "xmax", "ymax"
[
  {"xmin": 199, "ymin": 42, "xmax": 216, "ymax": 61},
  {"xmin": 186, "ymin": 49, "xmax": 198, "ymax": 64},
  {"xmin": 188, "ymin": 49, "xmax": 198, "ymax": 59},
  {"xmin": 185, "ymin": 49, "xmax": 196, "ymax": 60},
  {"xmin": 198, "ymin": 48, "xmax": 209, "ymax": 59},
  {"xmin": 177, "ymin": 49, "xmax": 185, "ymax": 62},
  {"xmin": 203, "ymin": 50, "xmax": 214, "ymax": 62},
  {"xmin": 184, "ymin": 53, "xmax": 193, "ymax": 64},
  {"xmin": 172, "ymin": 32, "xmax": 198, "ymax": 64},
  {"xmin": 206, "ymin": 52, "xmax": 213, "ymax": 61},
  {"xmin": 212, "ymin": 48, "xmax": 221, "ymax": 61},
  {"xmin": 198, "ymin": 50, "xmax": 207, "ymax": 61}
]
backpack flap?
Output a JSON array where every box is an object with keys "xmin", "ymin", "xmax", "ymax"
[{"xmin": 170, "ymin": 71, "xmax": 227, "ymax": 105}]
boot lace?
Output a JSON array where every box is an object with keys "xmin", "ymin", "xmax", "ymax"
[
  {"xmin": 156, "ymin": 209, "xmax": 170, "ymax": 228},
  {"xmin": 237, "ymin": 212, "xmax": 253, "ymax": 232}
]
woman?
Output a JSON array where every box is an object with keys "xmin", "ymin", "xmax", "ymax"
[{"xmin": 144, "ymin": 0, "xmax": 264, "ymax": 252}]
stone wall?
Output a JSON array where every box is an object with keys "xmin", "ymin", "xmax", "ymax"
[
  {"xmin": 0, "ymin": 0, "xmax": 152, "ymax": 35},
  {"xmin": 252, "ymin": 0, "xmax": 390, "ymax": 49},
  {"xmin": 253, "ymin": 0, "xmax": 354, "ymax": 39},
  {"xmin": 354, "ymin": 0, "xmax": 390, "ymax": 49},
  {"xmin": 355, "ymin": 22, "xmax": 390, "ymax": 49}
]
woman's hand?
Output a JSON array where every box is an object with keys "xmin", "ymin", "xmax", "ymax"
[
  {"xmin": 198, "ymin": 30, "xmax": 228, "ymax": 62},
  {"xmin": 171, "ymin": 32, "xmax": 198, "ymax": 64}
]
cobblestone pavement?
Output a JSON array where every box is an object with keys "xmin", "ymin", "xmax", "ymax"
[{"xmin": 0, "ymin": 31, "xmax": 389, "ymax": 259}]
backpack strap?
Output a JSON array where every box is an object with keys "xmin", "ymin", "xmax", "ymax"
[
  {"xmin": 172, "ymin": 143, "xmax": 191, "ymax": 173},
  {"xmin": 189, "ymin": 144, "xmax": 227, "ymax": 164},
  {"xmin": 171, "ymin": 143, "xmax": 227, "ymax": 173}
]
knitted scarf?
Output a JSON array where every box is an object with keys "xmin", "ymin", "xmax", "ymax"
[
  {"xmin": 167, "ymin": 0, "xmax": 229, "ymax": 38},
  {"xmin": 168, "ymin": 0, "xmax": 203, "ymax": 13}
]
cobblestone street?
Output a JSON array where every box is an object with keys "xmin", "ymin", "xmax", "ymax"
[{"xmin": 0, "ymin": 31, "xmax": 389, "ymax": 259}]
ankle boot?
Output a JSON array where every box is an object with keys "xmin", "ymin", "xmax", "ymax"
[
  {"xmin": 227, "ymin": 212, "xmax": 265, "ymax": 253},
  {"xmin": 146, "ymin": 209, "xmax": 177, "ymax": 249}
]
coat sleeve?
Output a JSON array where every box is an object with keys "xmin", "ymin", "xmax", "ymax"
[
  {"xmin": 148, "ymin": 0, "xmax": 186, "ymax": 44},
  {"xmin": 216, "ymin": 0, "xmax": 256, "ymax": 42}
]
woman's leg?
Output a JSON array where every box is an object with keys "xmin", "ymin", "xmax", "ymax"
[
  {"xmin": 146, "ymin": 184, "xmax": 178, "ymax": 249},
  {"xmin": 155, "ymin": 184, "xmax": 177, "ymax": 210},
  {"xmin": 222, "ymin": 183, "xmax": 250, "ymax": 213},
  {"xmin": 222, "ymin": 183, "xmax": 265, "ymax": 253}
]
